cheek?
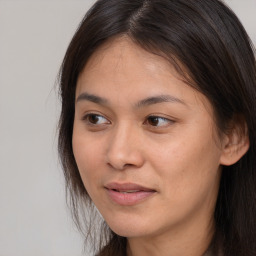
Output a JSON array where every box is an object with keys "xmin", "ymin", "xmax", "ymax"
[
  {"xmin": 72, "ymin": 130, "xmax": 105, "ymax": 189},
  {"xmin": 148, "ymin": 132, "xmax": 222, "ymax": 199}
]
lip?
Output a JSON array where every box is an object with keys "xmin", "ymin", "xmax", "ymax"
[{"xmin": 104, "ymin": 182, "xmax": 156, "ymax": 206}]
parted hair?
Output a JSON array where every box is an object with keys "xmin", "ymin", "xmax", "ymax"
[{"xmin": 58, "ymin": 0, "xmax": 256, "ymax": 255}]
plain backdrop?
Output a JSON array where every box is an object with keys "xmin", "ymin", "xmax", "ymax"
[{"xmin": 0, "ymin": 1, "xmax": 255, "ymax": 256}]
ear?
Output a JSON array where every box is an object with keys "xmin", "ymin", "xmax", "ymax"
[{"xmin": 220, "ymin": 117, "xmax": 249, "ymax": 166}]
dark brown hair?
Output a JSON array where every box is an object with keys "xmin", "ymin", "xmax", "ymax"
[{"xmin": 58, "ymin": 0, "xmax": 256, "ymax": 255}]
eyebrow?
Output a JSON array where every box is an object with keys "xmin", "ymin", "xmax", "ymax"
[
  {"xmin": 135, "ymin": 94, "xmax": 187, "ymax": 108},
  {"xmin": 76, "ymin": 92, "xmax": 108, "ymax": 105},
  {"xmin": 76, "ymin": 92, "xmax": 187, "ymax": 108}
]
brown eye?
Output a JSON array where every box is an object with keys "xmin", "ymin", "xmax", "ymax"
[
  {"xmin": 147, "ymin": 116, "xmax": 160, "ymax": 126},
  {"xmin": 88, "ymin": 114, "xmax": 99, "ymax": 124},
  {"xmin": 146, "ymin": 116, "xmax": 173, "ymax": 127},
  {"xmin": 84, "ymin": 114, "xmax": 109, "ymax": 125}
]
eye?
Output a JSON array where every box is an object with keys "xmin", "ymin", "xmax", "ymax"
[
  {"xmin": 83, "ymin": 113, "xmax": 110, "ymax": 125},
  {"xmin": 145, "ymin": 116, "xmax": 174, "ymax": 127}
]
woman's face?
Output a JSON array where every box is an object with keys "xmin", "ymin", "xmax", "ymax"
[{"xmin": 73, "ymin": 37, "xmax": 225, "ymax": 240}]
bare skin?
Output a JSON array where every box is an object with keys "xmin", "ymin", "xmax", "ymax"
[{"xmin": 72, "ymin": 37, "xmax": 249, "ymax": 256}]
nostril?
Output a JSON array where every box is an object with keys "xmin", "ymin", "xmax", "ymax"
[
  {"xmin": 124, "ymin": 163, "xmax": 133, "ymax": 168},
  {"xmin": 107, "ymin": 161, "xmax": 127, "ymax": 171}
]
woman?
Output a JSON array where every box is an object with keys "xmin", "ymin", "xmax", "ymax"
[{"xmin": 58, "ymin": 0, "xmax": 256, "ymax": 255}]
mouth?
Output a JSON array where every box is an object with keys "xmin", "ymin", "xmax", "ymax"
[
  {"xmin": 112, "ymin": 189, "xmax": 141, "ymax": 194},
  {"xmin": 104, "ymin": 182, "xmax": 156, "ymax": 206}
]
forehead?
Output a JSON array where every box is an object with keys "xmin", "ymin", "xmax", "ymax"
[
  {"xmin": 78, "ymin": 37, "xmax": 180, "ymax": 84},
  {"xmin": 76, "ymin": 37, "xmax": 212, "ymax": 112}
]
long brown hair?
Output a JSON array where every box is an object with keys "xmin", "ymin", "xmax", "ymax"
[{"xmin": 58, "ymin": 0, "xmax": 256, "ymax": 255}]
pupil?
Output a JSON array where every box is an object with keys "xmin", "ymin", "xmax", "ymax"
[
  {"xmin": 149, "ymin": 117, "xmax": 159, "ymax": 126},
  {"xmin": 89, "ymin": 115, "xmax": 99, "ymax": 124}
]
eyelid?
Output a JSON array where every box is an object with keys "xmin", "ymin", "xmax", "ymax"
[
  {"xmin": 144, "ymin": 115, "xmax": 175, "ymax": 127},
  {"xmin": 82, "ymin": 112, "xmax": 111, "ymax": 125},
  {"xmin": 80, "ymin": 111, "xmax": 175, "ymax": 128}
]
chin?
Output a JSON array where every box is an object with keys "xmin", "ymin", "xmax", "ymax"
[
  {"xmin": 111, "ymin": 226, "xmax": 150, "ymax": 238},
  {"xmin": 104, "ymin": 216, "xmax": 155, "ymax": 238}
]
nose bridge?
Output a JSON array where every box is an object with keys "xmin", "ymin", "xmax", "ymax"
[{"xmin": 106, "ymin": 121, "xmax": 143, "ymax": 170}]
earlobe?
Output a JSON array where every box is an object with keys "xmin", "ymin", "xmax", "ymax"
[{"xmin": 220, "ymin": 123, "xmax": 250, "ymax": 166}]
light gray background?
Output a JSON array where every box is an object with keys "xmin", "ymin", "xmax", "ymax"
[{"xmin": 0, "ymin": 1, "xmax": 255, "ymax": 256}]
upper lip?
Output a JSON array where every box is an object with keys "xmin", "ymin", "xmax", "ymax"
[{"xmin": 104, "ymin": 182, "xmax": 156, "ymax": 192}]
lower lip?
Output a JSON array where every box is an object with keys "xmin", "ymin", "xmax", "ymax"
[{"xmin": 106, "ymin": 189, "xmax": 155, "ymax": 206}]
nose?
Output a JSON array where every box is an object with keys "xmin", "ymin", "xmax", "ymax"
[{"xmin": 106, "ymin": 123, "xmax": 145, "ymax": 170}]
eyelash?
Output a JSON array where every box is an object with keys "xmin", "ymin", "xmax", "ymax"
[
  {"xmin": 82, "ymin": 113, "xmax": 110, "ymax": 125},
  {"xmin": 82, "ymin": 113, "xmax": 175, "ymax": 128},
  {"xmin": 143, "ymin": 115, "xmax": 174, "ymax": 127}
]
